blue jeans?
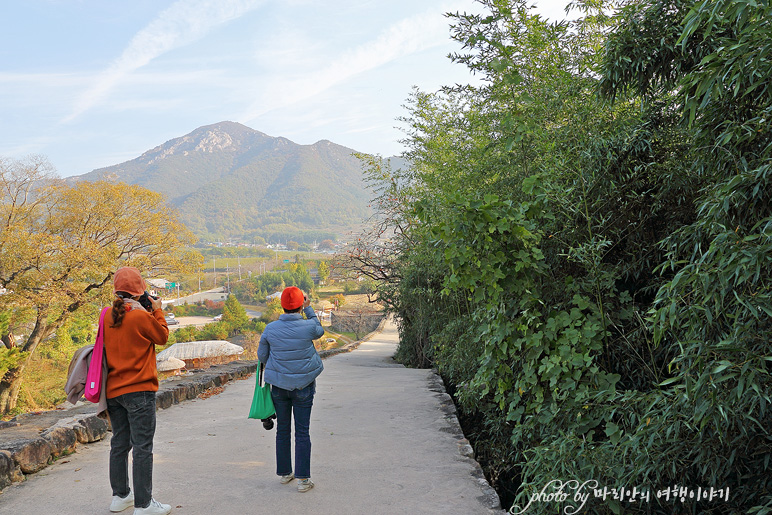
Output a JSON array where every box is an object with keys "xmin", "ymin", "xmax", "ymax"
[
  {"xmin": 107, "ymin": 391, "xmax": 156, "ymax": 509},
  {"xmin": 271, "ymin": 381, "xmax": 315, "ymax": 479}
]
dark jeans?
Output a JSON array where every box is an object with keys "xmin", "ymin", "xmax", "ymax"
[
  {"xmin": 271, "ymin": 381, "xmax": 315, "ymax": 479},
  {"xmin": 107, "ymin": 391, "xmax": 156, "ymax": 509}
]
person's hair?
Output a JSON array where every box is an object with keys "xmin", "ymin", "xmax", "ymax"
[
  {"xmin": 283, "ymin": 306, "xmax": 302, "ymax": 314},
  {"xmin": 111, "ymin": 291, "xmax": 132, "ymax": 328}
]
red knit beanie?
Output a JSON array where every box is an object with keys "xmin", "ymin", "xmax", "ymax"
[
  {"xmin": 113, "ymin": 267, "xmax": 146, "ymax": 297},
  {"xmin": 281, "ymin": 286, "xmax": 305, "ymax": 310}
]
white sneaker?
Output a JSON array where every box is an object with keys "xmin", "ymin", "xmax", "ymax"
[
  {"xmin": 297, "ymin": 478, "xmax": 314, "ymax": 493},
  {"xmin": 133, "ymin": 498, "xmax": 171, "ymax": 515},
  {"xmin": 110, "ymin": 491, "xmax": 134, "ymax": 512},
  {"xmin": 280, "ymin": 474, "xmax": 295, "ymax": 484}
]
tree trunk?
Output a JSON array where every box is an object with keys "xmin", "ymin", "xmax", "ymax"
[
  {"xmin": 0, "ymin": 359, "xmax": 28, "ymax": 414},
  {"xmin": 0, "ymin": 317, "xmax": 51, "ymax": 415},
  {"xmin": 2, "ymin": 331, "xmax": 15, "ymax": 349}
]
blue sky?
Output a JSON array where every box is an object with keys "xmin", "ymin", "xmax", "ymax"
[{"xmin": 1, "ymin": 0, "xmax": 570, "ymax": 177}]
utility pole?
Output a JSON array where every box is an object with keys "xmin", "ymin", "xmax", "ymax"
[
  {"xmin": 237, "ymin": 255, "xmax": 242, "ymax": 281},
  {"xmin": 213, "ymin": 257, "xmax": 216, "ymax": 287}
]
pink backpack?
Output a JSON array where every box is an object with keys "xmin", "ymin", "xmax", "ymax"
[{"xmin": 84, "ymin": 307, "xmax": 109, "ymax": 403}]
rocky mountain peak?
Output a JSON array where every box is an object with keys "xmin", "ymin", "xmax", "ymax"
[{"xmin": 71, "ymin": 121, "xmax": 377, "ymax": 240}]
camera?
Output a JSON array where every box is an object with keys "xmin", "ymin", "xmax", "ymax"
[
  {"xmin": 262, "ymin": 413, "xmax": 276, "ymax": 430},
  {"xmin": 137, "ymin": 291, "xmax": 159, "ymax": 312}
]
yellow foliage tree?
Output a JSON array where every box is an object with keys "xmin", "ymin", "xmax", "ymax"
[{"xmin": 0, "ymin": 155, "xmax": 200, "ymax": 414}]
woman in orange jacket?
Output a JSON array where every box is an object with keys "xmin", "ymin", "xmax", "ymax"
[{"xmin": 104, "ymin": 267, "xmax": 171, "ymax": 515}]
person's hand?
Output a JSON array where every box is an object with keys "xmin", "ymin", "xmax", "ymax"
[
  {"xmin": 303, "ymin": 293, "xmax": 311, "ymax": 308},
  {"xmin": 151, "ymin": 296, "xmax": 163, "ymax": 311}
]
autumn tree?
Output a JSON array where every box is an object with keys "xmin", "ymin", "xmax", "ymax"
[
  {"xmin": 0, "ymin": 157, "xmax": 199, "ymax": 414},
  {"xmin": 317, "ymin": 261, "xmax": 330, "ymax": 284},
  {"xmin": 329, "ymin": 294, "xmax": 345, "ymax": 309}
]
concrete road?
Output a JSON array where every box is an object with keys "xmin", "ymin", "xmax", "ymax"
[
  {"xmin": 0, "ymin": 321, "xmax": 501, "ymax": 515},
  {"xmin": 169, "ymin": 316, "xmax": 215, "ymax": 330},
  {"xmin": 162, "ymin": 288, "xmax": 228, "ymax": 308}
]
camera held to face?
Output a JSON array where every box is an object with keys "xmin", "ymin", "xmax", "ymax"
[{"xmin": 138, "ymin": 291, "xmax": 159, "ymax": 312}]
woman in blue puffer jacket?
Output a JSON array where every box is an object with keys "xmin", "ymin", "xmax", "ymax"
[{"xmin": 258, "ymin": 286, "xmax": 324, "ymax": 493}]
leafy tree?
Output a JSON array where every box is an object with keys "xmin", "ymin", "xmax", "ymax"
[
  {"xmin": 197, "ymin": 322, "xmax": 229, "ymax": 341},
  {"xmin": 0, "ymin": 157, "xmax": 197, "ymax": 414},
  {"xmin": 0, "ymin": 310, "xmax": 24, "ymax": 350},
  {"xmin": 0, "ymin": 311, "xmax": 26, "ymax": 385},
  {"xmin": 232, "ymin": 263, "xmax": 313, "ymax": 305},
  {"xmin": 0, "ymin": 348, "xmax": 25, "ymax": 385},
  {"xmin": 318, "ymin": 239, "xmax": 335, "ymax": 251},
  {"xmin": 286, "ymin": 263, "xmax": 314, "ymax": 292},
  {"xmin": 329, "ymin": 294, "xmax": 345, "ymax": 309},
  {"xmin": 317, "ymin": 261, "xmax": 330, "ymax": 284},
  {"xmin": 355, "ymin": 0, "xmax": 772, "ymax": 511},
  {"xmin": 260, "ymin": 298, "xmax": 283, "ymax": 322},
  {"xmin": 222, "ymin": 294, "xmax": 249, "ymax": 331},
  {"xmin": 171, "ymin": 325, "xmax": 198, "ymax": 344},
  {"xmin": 247, "ymin": 319, "xmax": 266, "ymax": 333}
]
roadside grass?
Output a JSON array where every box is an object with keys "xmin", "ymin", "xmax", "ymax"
[
  {"xmin": 316, "ymin": 285, "xmax": 345, "ymax": 296},
  {"xmin": 318, "ymin": 330, "xmax": 350, "ymax": 350}
]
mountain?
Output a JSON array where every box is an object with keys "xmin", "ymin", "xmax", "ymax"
[{"xmin": 73, "ymin": 121, "xmax": 377, "ymax": 242}]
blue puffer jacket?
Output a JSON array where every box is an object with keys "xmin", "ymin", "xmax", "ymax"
[{"xmin": 258, "ymin": 306, "xmax": 325, "ymax": 390}]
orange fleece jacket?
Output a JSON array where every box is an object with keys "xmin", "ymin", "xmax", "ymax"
[{"xmin": 104, "ymin": 307, "xmax": 169, "ymax": 399}]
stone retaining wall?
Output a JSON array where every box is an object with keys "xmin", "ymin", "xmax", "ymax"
[{"xmin": 427, "ymin": 371, "xmax": 504, "ymax": 512}]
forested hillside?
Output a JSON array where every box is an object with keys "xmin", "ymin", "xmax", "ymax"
[
  {"xmin": 341, "ymin": 0, "xmax": 772, "ymax": 513},
  {"xmin": 75, "ymin": 121, "xmax": 373, "ymax": 242}
]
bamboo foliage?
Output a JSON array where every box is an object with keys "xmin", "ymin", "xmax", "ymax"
[{"xmin": 343, "ymin": 0, "xmax": 772, "ymax": 512}]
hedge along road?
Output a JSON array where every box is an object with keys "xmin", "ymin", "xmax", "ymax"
[{"xmin": 0, "ymin": 320, "xmax": 502, "ymax": 515}]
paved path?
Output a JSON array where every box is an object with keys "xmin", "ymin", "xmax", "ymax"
[
  {"xmin": 0, "ymin": 321, "xmax": 501, "ymax": 515},
  {"xmin": 162, "ymin": 287, "xmax": 228, "ymax": 308}
]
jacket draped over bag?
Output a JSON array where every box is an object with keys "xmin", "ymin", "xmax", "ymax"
[{"xmin": 65, "ymin": 344, "xmax": 109, "ymax": 417}]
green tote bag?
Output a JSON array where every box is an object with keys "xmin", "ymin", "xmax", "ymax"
[{"xmin": 248, "ymin": 362, "xmax": 275, "ymax": 419}]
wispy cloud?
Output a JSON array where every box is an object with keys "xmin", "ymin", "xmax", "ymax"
[
  {"xmin": 0, "ymin": 72, "xmax": 84, "ymax": 85},
  {"xmin": 63, "ymin": 0, "xmax": 265, "ymax": 123},
  {"xmin": 241, "ymin": 3, "xmax": 463, "ymax": 122}
]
